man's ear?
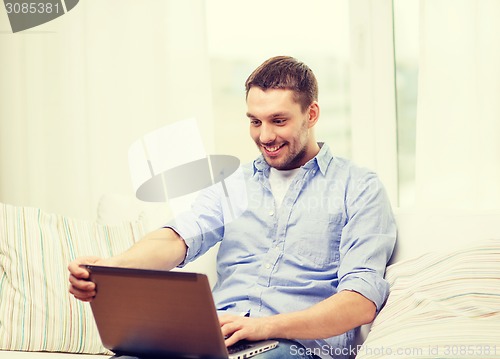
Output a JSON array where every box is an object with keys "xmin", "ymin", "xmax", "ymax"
[{"xmin": 307, "ymin": 101, "xmax": 320, "ymax": 128}]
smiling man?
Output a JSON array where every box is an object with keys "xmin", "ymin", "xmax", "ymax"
[
  {"xmin": 246, "ymin": 85, "xmax": 319, "ymax": 171},
  {"xmin": 69, "ymin": 56, "xmax": 396, "ymax": 359}
]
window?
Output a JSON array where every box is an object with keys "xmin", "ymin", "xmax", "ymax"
[
  {"xmin": 394, "ymin": 0, "xmax": 419, "ymax": 206},
  {"xmin": 205, "ymin": 0, "xmax": 352, "ymax": 164}
]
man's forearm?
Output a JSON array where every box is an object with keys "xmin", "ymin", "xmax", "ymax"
[
  {"xmin": 107, "ymin": 228, "xmax": 187, "ymax": 270},
  {"xmin": 265, "ymin": 290, "xmax": 376, "ymax": 340}
]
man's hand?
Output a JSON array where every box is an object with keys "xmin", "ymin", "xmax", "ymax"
[
  {"xmin": 218, "ymin": 291, "xmax": 376, "ymax": 346},
  {"xmin": 219, "ymin": 314, "xmax": 274, "ymax": 347},
  {"xmin": 68, "ymin": 256, "xmax": 109, "ymax": 302}
]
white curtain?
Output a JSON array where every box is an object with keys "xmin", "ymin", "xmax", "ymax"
[
  {"xmin": 0, "ymin": 0, "xmax": 212, "ymax": 219},
  {"xmin": 415, "ymin": 0, "xmax": 500, "ymax": 209}
]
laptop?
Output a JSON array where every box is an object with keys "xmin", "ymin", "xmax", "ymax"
[{"xmin": 84, "ymin": 265, "xmax": 278, "ymax": 359}]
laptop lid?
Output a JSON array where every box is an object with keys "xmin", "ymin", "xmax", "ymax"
[{"xmin": 85, "ymin": 265, "xmax": 277, "ymax": 359}]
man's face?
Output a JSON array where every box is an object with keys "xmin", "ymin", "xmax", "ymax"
[{"xmin": 246, "ymin": 87, "xmax": 318, "ymax": 170}]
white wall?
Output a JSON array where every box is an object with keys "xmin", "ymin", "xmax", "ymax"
[
  {"xmin": 0, "ymin": 0, "xmax": 213, "ymax": 220},
  {"xmin": 7, "ymin": 1, "xmax": 498, "ymax": 223},
  {"xmin": 414, "ymin": 0, "xmax": 500, "ymax": 210},
  {"xmin": 349, "ymin": 0, "xmax": 398, "ymax": 205},
  {"xmin": 3, "ymin": 0, "xmax": 387, "ymax": 220}
]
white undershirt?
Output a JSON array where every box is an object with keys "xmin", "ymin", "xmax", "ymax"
[{"xmin": 268, "ymin": 167, "xmax": 301, "ymax": 208}]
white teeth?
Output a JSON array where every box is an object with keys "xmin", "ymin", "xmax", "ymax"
[{"xmin": 265, "ymin": 145, "xmax": 281, "ymax": 152}]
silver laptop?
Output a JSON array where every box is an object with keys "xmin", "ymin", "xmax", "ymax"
[{"xmin": 84, "ymin": 265, "xmax": 278, "ymax": 359}]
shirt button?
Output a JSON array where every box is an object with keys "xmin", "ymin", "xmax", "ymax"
[
  {"xmin": 265, "ymin": 263, "xmax": 271, "ymax": 269},
  {"xmin": 274, "ymin": 246, "xmax": 280, "ymax": 251},
  {"xmin": 269, "ymin": 210, "xmax": 274, "ymax": 216}
]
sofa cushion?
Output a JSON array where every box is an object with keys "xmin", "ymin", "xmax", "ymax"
[
  {"xmin": 0, "ymin": 202, "xmax": 144, "ymax": 354},
  {"xmin": 96, "ymin": 193, "xmax": 172, "ymax": 231},
  {"xmin": 356, "ymin": 239, "xmax": 500, "ymax": 358}
]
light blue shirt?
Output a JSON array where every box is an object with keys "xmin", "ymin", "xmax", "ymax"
[{"xmin": 168, "ymin": 143, "xmax": 396, "ymax": 358}]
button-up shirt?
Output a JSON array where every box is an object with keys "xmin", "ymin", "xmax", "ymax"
[{"xmin": 169, "ymin": 143, "xmax": 396, "ymax": 358}]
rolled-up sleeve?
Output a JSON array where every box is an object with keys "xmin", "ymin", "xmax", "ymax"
[
  {"xmin": 165, "ymin": 183, "xmax": 225, "ymax": 266},
  {"xmin": 336, "ymin": 172, "xmax": 397, "ymax": 311},
  {"xmin": 164, "ymin": 167, "xmax": 249, "ymax": 267}
]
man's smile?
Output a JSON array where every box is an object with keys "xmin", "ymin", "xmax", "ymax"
[{"xmin": 261, "ymin": 143, "xmax": 286, "ymax": 156}]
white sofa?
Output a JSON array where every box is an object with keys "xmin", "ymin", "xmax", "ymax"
[
  {"xmin": 1, "ymin": 196, "xmax": 499, "ymax": 359},
  {"xmin": 356, "ymin": 208, "xmax": 500, "ymax": 359}
]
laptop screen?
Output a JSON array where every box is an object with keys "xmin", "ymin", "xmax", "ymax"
[{"xmin": 86, "ymin": 265, "xmax": 228, "ymax": 358}]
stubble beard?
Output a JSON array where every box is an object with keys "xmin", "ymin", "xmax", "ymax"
[{"xmin": 258, "ymin": 139, "xmax": 309, "ymax": 170}]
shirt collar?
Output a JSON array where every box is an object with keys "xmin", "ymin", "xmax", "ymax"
[{"xmin": 252, "ymin": 142, "xmax": 333, "ymax": 176}]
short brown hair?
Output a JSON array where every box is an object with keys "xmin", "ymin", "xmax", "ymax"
[{"xmin": 245, "ymin": 56, "xmax": 318, "ymax": 112}]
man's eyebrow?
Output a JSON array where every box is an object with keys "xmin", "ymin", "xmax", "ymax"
[
  {"xmin": 246, "ymin": 112, "xmax": 290, "ymax": 119},
  {"xmin": 270, "ymin": 112, "xmax": 289, "ymax": 119}
]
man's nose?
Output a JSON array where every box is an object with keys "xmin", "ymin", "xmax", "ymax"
[{"xmin": 259, "ymin": 124, "xmax": 276, "ymax": 144}]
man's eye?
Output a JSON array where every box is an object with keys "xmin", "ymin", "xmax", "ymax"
[
  {"xmin": 250, "ymin": 120, "xmax": 261, "ymax": 126},
  {"xmin": 274, "ymin": 119, "xmax": 286, "ymax": 125}
]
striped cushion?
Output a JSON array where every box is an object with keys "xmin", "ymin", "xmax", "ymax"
[
  {"xmin": 356, "ymin": 239, "xmax": 500, "ymax": 358},
  {"xmin": 0, "ymin": 203, "xmax": 144, "ymax": 354}
]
